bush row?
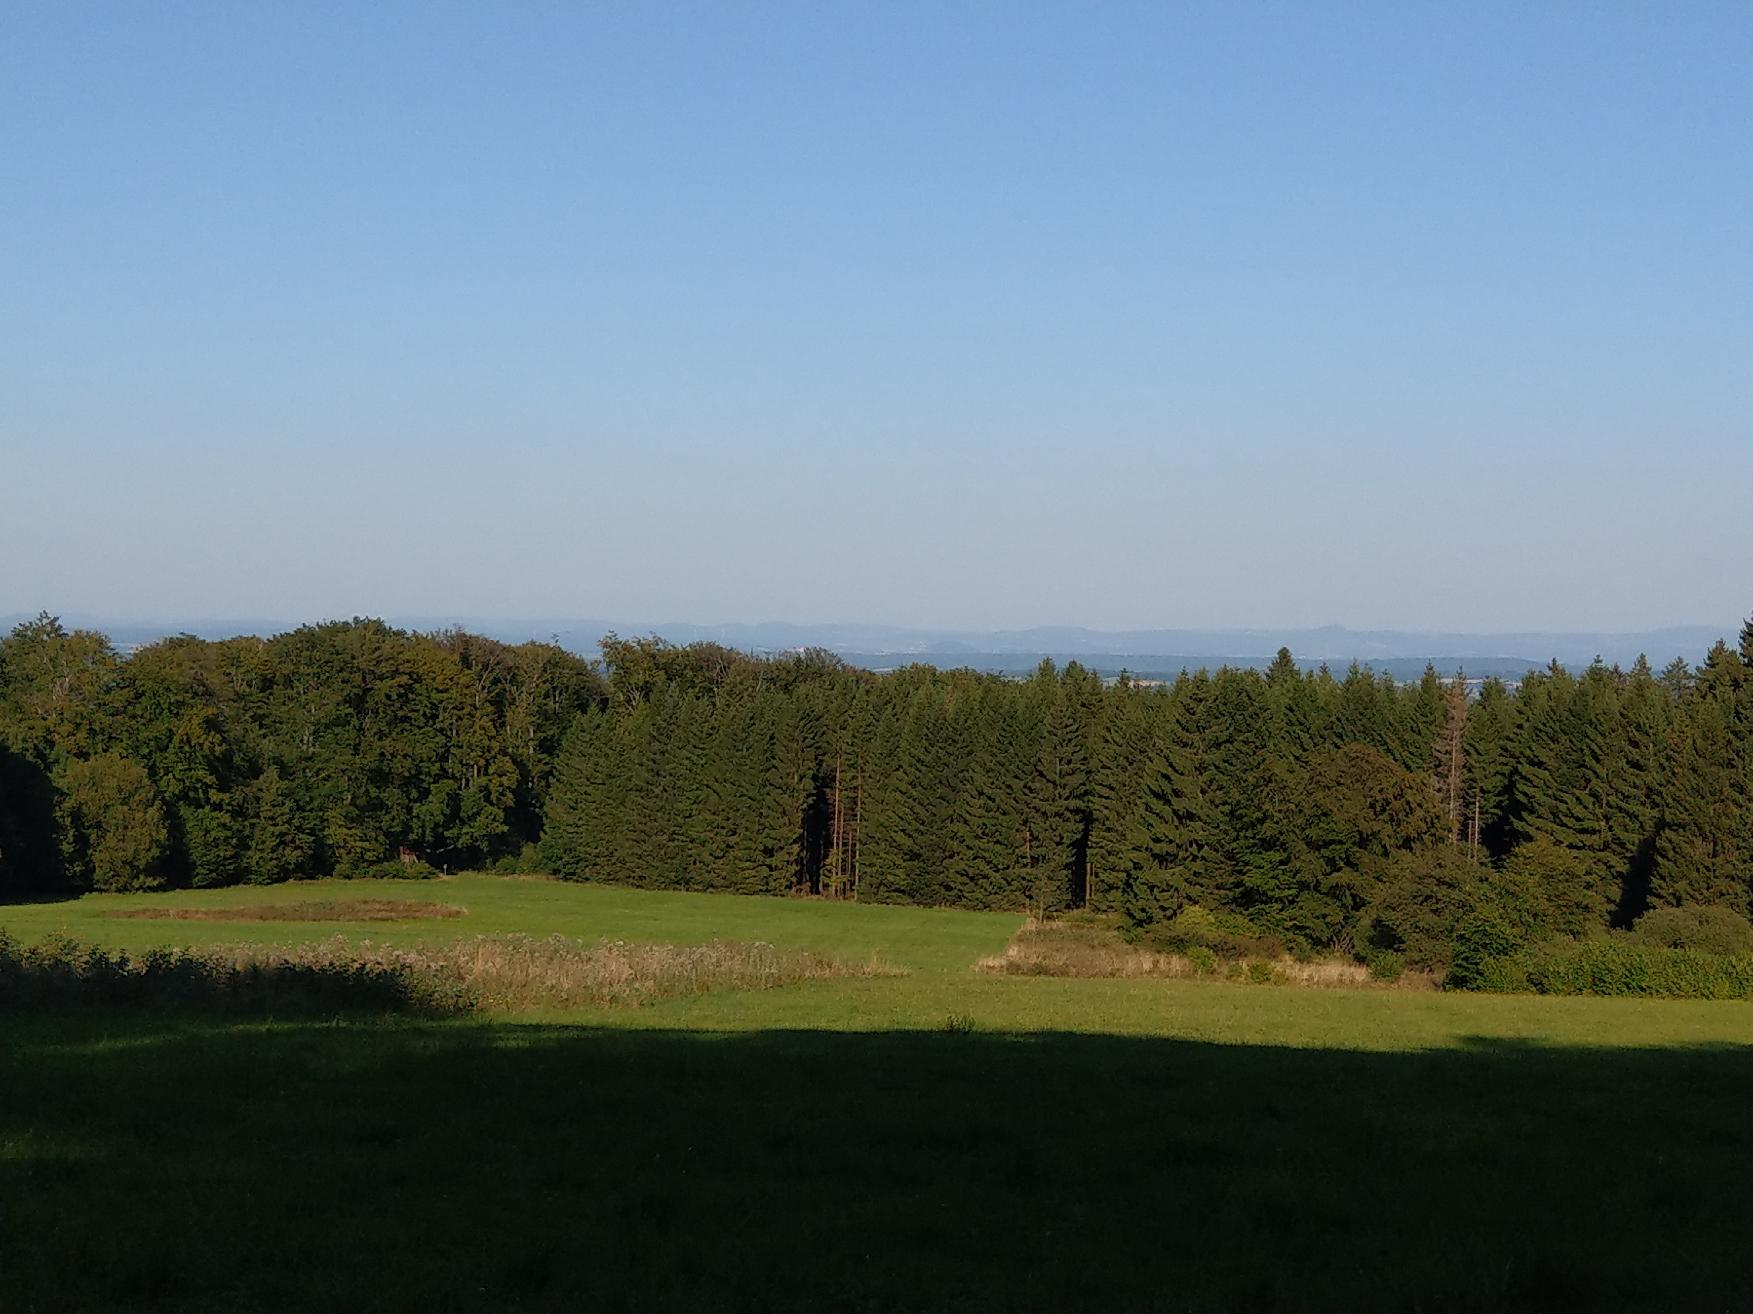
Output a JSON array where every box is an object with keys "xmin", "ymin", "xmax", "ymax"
[{"xmin": 1479, "ymin": 939, "xmax": 1753, "ymax": 1000}]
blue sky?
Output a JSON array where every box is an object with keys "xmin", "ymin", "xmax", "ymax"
[{"xmin": 4, "ymin": 2, "xmax": 1749, "ymax": 632}]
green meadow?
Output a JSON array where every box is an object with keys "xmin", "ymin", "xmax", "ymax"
[
  {"xmin": 6, "ymin": 876, "xmax": 1753, "ymax": 1312},
  {"xmin": 0, "ymin": 872, "xmax": 1021, "ymax": 974}
]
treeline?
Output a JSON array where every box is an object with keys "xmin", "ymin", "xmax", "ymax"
[
  {"xmin": 5, "ymin": 613, "xmax": 1753, "ymax": 979},
  {"xmin": 0, "ymin": 616, "xmax": 601, "ymax": 893},
  {"xmin": 542, "ymin": 629, "xmax": 1753, "ymax": 975}
]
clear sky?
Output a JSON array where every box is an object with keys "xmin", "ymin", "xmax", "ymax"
[{"xmin": 4, "ymin": 2, "xmax": 1749, "ymax": 633}]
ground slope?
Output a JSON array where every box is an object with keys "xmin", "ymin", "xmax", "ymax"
[{"xmin": 5, "ymin": 877, "xmax": 1753, "ymax": 1311}]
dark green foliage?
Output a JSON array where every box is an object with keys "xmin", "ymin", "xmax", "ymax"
[
  {"xmin": 1135, "ymin": 903, "xmax": 1286, "ymax": 960},
  {"xmin": 1494, "ymin": 938, "xmax": 1753, "ymax": 999},
  {"xmin": 1297, "ymin": 742, "xmax": 1449, "ymax": 943},
  {"xmin": 243, "ymin": 767, "xmax": 310, "ymax": 884},
  {"xmin": 1365, "ymin": 949, "xmax": 1405, "ymax": 982},
  {"xmin": 9, "ymin": 610, "xmax": 1753, "ymax": 979},
  {"xmin": 1648, "ymin": 643, "xmax": 1752, "ymax": 913},
  {"xmin": 1631, "ymin": 904, "xmax": 1753, "ymax": 955},
  {"xmin": 1501, "ymin": 838, "xmax": 1612, "ymax": 939},
  {"xmin": 357, "ymin": 857, "xmax": 443, "ymax": 880},
  {"xmin": 1124, "ymin": 673, "xmax": 1232, "ymax": 924},
  {"xmin": 1448, "ymin": 908, "xmax": 1532, "ymax": 990},
  {"xmin": 0, "ymin": 616, "xmax": 603, "ymax": 893},
  {"xmin": 55, "ymin": 753, "xmax": 170, "ymax": 891},
  {"xmin": 0, "ymin": 744, "xmax": 60, "ymax": 896},
  {"xmin": 1084, "ymin": 678, "xmax": 1150, "ymax": 914},
  {"xmin": 1462, "ymin": 677, "xmax": 1518, "ymax": 855},
  {"xmin": 1359, "ymin": 849, "xmax": 1512, "ymax": 973}
]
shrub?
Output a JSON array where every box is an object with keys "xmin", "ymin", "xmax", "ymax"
[
  {"xmin": 1360, "ymin": 849, "xmax": 1551, "ymax": 975},
  {"xmin": 359, "ymin": 857, "xmax": 441, "ymax": 881},
  {"xmin": 1502, "ymin": 838, "xmax": 1612, "ymax": 938},
  {"xmin": 489, "ymin": 843, "xmax": 549, "ymax": 875},
  {"xmin": 1447, "ymin": 909, "xmax": 1524, "ymax": 990},
  {"xmin": 1355, "ymin": 849, "xmax": 1489, "ymax": 971},
  {"xmin": 1187, "ymin": 946, "xmax": 1217, "ymax": 976},
  {"xmin": 1633, "ymin": 906, "xmax": 1753, "ymax": 956},
  {"xmin": 1245, "ymin": 959, "xmax": 1276, "ymax": 985},
  {"xmin": 1469, "ymin": 953, "xmax": 1530, "ymax": 994},
  {"xmin": 1141, "ymin": 904, "xmax": 1285, "ymax": 961},
  {"xmin": 1478, "ymin": 939, "xmax": 1753, "ymax": 1000},
  {"xmin": 1365, "ymin": 950, "xmax": 1405, "ymax": 983}
]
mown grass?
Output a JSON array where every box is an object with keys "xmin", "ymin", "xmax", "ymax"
[
  {"xmin": 6, "ymin": 877, "xmax": 1753, "ymax": 1311},
  {"xmin": 5, "ymin": 1013, "xmax": 1753, "ymax": 1312}
]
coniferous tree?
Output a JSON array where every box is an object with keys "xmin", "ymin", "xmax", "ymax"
[
  {"xmin": 1432, "ymin": 674, "xmax": 1469, "ymax": 845},
  {"xmin": 1333, "ymin": 664, "xmax": 1389, "ymax": 755},
  {"xmin": 244, "ymin": 765, "xmax": 310, "ymax": 885},
  {"xmin": 1086, "ymin": 679, "xmax": 1151, "ymax": 914},
  {"xmin": 1126, "ymin": 674, "xmax": 1227, "ymax": 922},
  {"xmin": 1607, "ymin": 655, "xmax": 1669, "ymax": 922},
  {"xmin": 1463, "ymin": 677, "xmax": 1518, "ymax": 859},
  {"xmin": 1650, "ymin": 643, "xmax": 1751, "ymax": 912},
  {"xmin": 12, "ymin": 610, "xmax": 1753, "ymax": 953},
  {"xmin": 1029, "ymin": 675, "xmax": 1092, "ymax": 912}
]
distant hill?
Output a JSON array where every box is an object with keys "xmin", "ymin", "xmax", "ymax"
[{"xmin": 2, "ymin": 613, "xmax": 1735, "ymax": 678}]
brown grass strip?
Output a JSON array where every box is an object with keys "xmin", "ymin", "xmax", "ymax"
[
  {"xmin": 421, "ymin": 936, "xmax": 902, "ymax": 1010},
  {"xmin": 103, "ymin": 899, "xmax": 465, "ymax": 923}
]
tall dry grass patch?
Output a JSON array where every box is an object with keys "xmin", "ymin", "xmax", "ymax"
[
  {"xmin": 432, "ymin": 935, "xmax": 899, "ymax": 1010},
  {"xmin": 976, "ymin": 919, "xmax": 1195, "ymax": 979},
  {"xmin": 976, "ymin": 919, "xmax": 1430, "ymax": 990},
  {"xmin": 0, "ymin": 932, "xmax": 899, "ymax": 1015}
]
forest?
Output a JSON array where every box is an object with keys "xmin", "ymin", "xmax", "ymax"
[{"xmin": 3, "ymin": 613, "xmax": 1752, "ymax": 981}]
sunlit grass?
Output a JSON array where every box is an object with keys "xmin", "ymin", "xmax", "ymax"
[{"xmin": 0, "ymin": 872, "xmax": 1022, "ymax": 974}]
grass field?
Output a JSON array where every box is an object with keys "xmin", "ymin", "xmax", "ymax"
[
  {"xmin": 6, "ymin": 876, "xmax": 1753, "ymax": 1311},
  {"xmin": 0, "ymin": 873, "xmax": 1019, "ymax": 974}
]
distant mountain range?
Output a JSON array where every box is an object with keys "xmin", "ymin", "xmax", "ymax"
[{"xmin": 3, "ymin": 613, "xmax": 1738, "ymax": 681}]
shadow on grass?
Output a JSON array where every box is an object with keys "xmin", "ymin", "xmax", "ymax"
[
  {"xmin": 5, "ymin": 1017, "xmax": 1752, "ymax": 1313},
  {"xmin": 0, "ymin": 890, "xmax": 84, "ymax": 907}
]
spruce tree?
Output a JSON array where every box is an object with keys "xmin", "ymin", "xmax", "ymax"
[
  {"xmin": 1606, "ymin": 656, "xmax": 1667, "ymax": 922},
  {"xmin": 1334, "ymin": 664, "xmax": 1389, "ymax": 754},
  {"xmin": 1650, "ymin": 643, "xmax": 1751, "ymax": 911},
  {"xmin": 1028, "ymin": 680, "xmax": 1092, "ymax": 912},
  {"xmin": 1086, "ymin": 680, "xmax": 1151, "ymax": 914},
  {"xmin": 1127, "ymin": 673, "xmax": 1228, "ymax": 923}
]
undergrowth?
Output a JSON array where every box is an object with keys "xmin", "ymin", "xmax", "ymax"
[{"xmin": 974, "ymin": 917, "xmax": 1427, "ymax": 989}]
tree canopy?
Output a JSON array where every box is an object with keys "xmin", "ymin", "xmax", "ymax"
[{"xmin": 5, "ymin": 616, "xmax": 1753, "ymax": 974}]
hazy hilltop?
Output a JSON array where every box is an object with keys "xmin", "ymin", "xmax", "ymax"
[{"xmin": 4, "ymin": 614, "xmax": 1733, "ymax": 681}]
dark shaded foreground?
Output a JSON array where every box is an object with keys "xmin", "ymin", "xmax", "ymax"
[{"xmin": 3, "ymin": 1016, "xmax": 1751, "ymax": 1313}]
